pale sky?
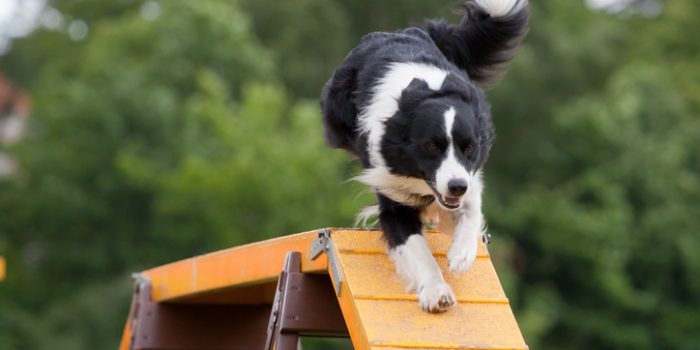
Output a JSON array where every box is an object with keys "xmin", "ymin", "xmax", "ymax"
[{"xmin": 586, "ymin": 0, "xmax": 634, "ymax": 11}]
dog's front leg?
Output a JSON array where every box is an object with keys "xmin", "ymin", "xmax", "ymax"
[
  {"xmin": 378, "ymin": 194, "xmax": 455, "ymax": 313},
  {"xmin": 447, "ymin": 175, "xmax": 485, "ymax": 274}
]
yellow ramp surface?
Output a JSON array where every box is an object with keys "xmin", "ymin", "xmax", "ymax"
[{"xmin": 329, "ymin": 230, "xmax": 527, "ymax": 350}]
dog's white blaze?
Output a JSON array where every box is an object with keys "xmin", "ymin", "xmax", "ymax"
[
  {"xmin": 389, "ymin": 234, "xmax": 446, "ymax": 293},
  {"xmin": 358, "ymin": 62, "xmax": 448, "ymax": 168},
  {"xmin": 435, "ymin": 107, "xmax": 470, "ymax": 197},
  {"xmin": 443, "ymin": 106, "xmax": 456, "ymax": 138},
  {"xmin": 474, "ymin": 0, "xmax": 527, "ymax": 17}
]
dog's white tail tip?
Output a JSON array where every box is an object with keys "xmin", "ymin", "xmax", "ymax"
[{"xmin": 473, "ymin": 0, "xmax": 527, "ymax": 17}]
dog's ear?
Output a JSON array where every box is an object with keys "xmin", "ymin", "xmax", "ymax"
[
  {"xmin": 440, "ymin": 74, "xmax": 471, "ymax": 102},
  {"xmin": 399, "ymin": 78, "xmax": 432, "ymax": 112}
]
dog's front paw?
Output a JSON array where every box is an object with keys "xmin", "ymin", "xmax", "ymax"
[
  {"xmin": 448, "ymin": 243, "xmax": 477, "ymax": 274},
  {"xmin": 418, "ymin": 282, "xmax": 456, "ymax": 313}
]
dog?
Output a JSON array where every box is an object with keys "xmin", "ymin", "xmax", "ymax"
[{"xmin": 320, "ymin": 0, "xmax": 529, "ymax": 312}]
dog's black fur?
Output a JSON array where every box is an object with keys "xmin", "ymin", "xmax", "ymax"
[{"xmin": 321, "ymin": 0, "xmax": 528, "ymax": 252}]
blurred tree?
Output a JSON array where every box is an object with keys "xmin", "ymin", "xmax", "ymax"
[
  {"xmin": 240, "ymin": 0, "xmax": 353, "ymax": 97},
  {"xmin": 0, "ymin": 0, "xmax": 366, "ymax": 348},
  {"xmin": 484, "ymin": 1, "xmax": 700, "ymax": 349},
  {"xmin": 239, "ymin": 0, "xmax": 460, "ymax": 98}
]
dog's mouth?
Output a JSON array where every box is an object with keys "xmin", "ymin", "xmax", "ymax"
[
  {"xmin": 425, "ymin": 180, "xmax": 462, "ymax": 210},
  {"xmin": 441, "ymin": 195, "xmax": 462, "ymax": 208}
]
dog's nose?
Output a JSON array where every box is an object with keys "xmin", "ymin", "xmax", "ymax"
[{"xmin": 447, "ymin": 179, "xmax": 468, "ymax": 196}]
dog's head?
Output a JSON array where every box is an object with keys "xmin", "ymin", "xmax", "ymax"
[{"xmin": 381, "ymin": 75, "xmax": 494, "ymax": 210}]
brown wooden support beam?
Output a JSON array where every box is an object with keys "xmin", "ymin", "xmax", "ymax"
[
  {"xmin": 127, "ymin": 279, "xmax": 271, "ymax": 350},
  {"xmin": 265, "ymin": 251, "xmax": 349, "ymax": 350}
]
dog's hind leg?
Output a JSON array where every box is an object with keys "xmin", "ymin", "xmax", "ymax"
[{"xmin": 378, "ymin": 194, "xmax": 456, "ymax": 313}]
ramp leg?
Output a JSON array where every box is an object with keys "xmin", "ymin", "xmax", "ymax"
[
  {"xmin": 125, "ymin": 276, "xmax": 270, "ymax": 349},
  {"xmin": 265, "ymin": 252, "xmax": 348, "ymax": 350}
]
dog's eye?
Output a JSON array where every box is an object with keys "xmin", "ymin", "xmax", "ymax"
[
  {"xmin": 465, "ymin": 144, "xmax": 475, "ymax": 156},
  {"xmin": 426, "ymin": 142, "xmax": 439, "ymax": 152}
]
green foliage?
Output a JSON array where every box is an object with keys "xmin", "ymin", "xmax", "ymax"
[
  {"xmin": 1, "ymin": 0, "xmax": 699, "ymax": 349},
  {"xmin": 0, "ymin": 0, "xmax": 367, "ymax": 348},
  {"xmin": 484, "ymin": 2, "xmax": 700, "ymax": 348},
  {"xmin": 240, "ymin": 0, "xmax": 354, "ymax": 97},
  {"xmin": 117, "ymin": 73, "xmax": 365, "ymax": 247}
]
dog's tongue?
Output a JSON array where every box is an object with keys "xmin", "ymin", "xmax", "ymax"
[{"xmin": 443, "ymin": 195, "xmax": 460, "ymax": 205}]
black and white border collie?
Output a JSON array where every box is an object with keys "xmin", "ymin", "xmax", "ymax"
[{"xmin": 321, "ymin": 0, "xmax": 529, "ymax": 312}]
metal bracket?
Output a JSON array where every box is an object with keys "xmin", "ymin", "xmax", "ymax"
[
  {"xmin": 128, "ymin": 273, "xmax": 150, "ymax": 350},
  {"xmin": 310, "ymin": 229, "xmax": 343, "ymax": 296},
  {"xmin": 264, "ymin": 267, "xmax": 286, "ymax": 350}
]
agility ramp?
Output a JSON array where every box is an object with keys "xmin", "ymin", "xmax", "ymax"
[{"xmin": 119, "ymin": 229, "xmax": 527, "ymax": 349}]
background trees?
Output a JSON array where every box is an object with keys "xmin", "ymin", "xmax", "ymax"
[{"xmin": 0, "ymin": 0, "xmax": 698, "ymax": 349}]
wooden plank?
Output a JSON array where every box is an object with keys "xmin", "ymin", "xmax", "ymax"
[
  {"xmin": 358, "ymin": 300, "xmax": 526, "ymax": 349},
  {"xmin": 329, "ymin": 241, "xmax": 372, "ymax": 350},
  {"xmin": 329, "ymin": 229, "xmax": 527, "ymax": 350},
  {"xmin": 339, "ymin": 254, "xmax": 506, "ymax": 301},
  {"xmin": 176, "ymin": 282, "xmax": 277, "ymax": 304},
  {"xmin": 332, "ymin": 230, "xmax": 490, "ymax": 257},
  {"xmin": 141, "ymin": 230, "xmax": 328, "ymax": 302}
]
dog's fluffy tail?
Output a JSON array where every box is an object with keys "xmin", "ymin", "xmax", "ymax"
[{"xmin": 425, "ymin": 0, "xmax": 529, "ymax": 85}]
